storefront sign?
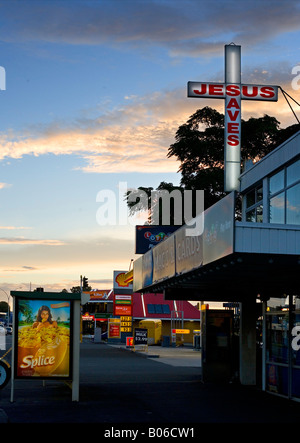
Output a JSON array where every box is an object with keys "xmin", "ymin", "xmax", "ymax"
[
  {"xmin": 113, "ymin": 270, "xmax": 133, "ymax": 295},
  {"xmin": 187, "ymin": 44, "xmax": 278, "ymax": 192},
  {"xmin": 152, "ymin": 235, "xmax": 175, "ymax": 284},
  {"xmin": 85, "ymin": 290, "xmax": 110, "ymax": 300},
  {"xmin": 175, "ymin": 225, "xmax": 203, "ymax": 275},
  {"xmin": 15, "ymin": 298, "xmax": 72, "ymax": 379}
]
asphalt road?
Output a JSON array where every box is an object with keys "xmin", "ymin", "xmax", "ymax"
[{"xmin": 1, "ymin": 337, "xmax": 300, "ymax": 429}]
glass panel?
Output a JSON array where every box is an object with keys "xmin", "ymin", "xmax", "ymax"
[
  {"xmin": 266, "ymin": 297, "xmax": 289, "ymax": 397},
  {"xmin": 256, "ymin": 186, "xmax": 263, "ymax": 202},
  {"xmin": 269, "ymin": 169, "xmax": 284, "ymax": 195},
  {"xmin": 147, "ymin": 304, "xmax": 155, "ymax": 314},
  {"xmin": 256, "ymin": 205, "xmax": 263, "ymax": 223},
  {"xmin": 286, "ymin": 183, "xmax": 300, "ymax": 225},
  {"xmin": 162, "ymin": 305, "xmax": 170, "ymax": 314},
  {"xmin": 269, "ymin": 192, "xmax": 285, "ymax": 223},
  {"xmin": 246, "ymin": 208, "xmax": 255, "ymax": 222},
  {"xmin": 266, "ymin": 364, "xmax": 289, "ymax": 396},
  {"xmin": 154, "ymin": 304, "xmax": 162, "ymax": 314},
  {"xmin": 266, "ymin": 313, "xmax": 289, "ymax": 364},
  {"xmin": 246, "ymin": 189, "xmax": 255, "ymax": 208},
  {"xmin": 291, "ymin": 295, "xmax": 300, "ymax": 399},
  {"xmin": 287, "ymin": 158, "xmax": 300, "ymax": 187}
]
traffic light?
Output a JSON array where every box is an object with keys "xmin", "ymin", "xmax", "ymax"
[{"xmin": 82, "ymin": 276, "xmax": 89, "ymax": 290}]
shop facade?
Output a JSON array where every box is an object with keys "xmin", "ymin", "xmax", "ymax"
[{"xmin": 133, "ymin": 130, "xmax": 300, "ymax": 397}]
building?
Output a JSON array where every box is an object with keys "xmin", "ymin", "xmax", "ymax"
[
  {"xmin": 81, "ymin": 289, "xmax": 201, "ymax": 345},
  {"xmin": 133, "ymin": 130, "xmax": 300, "ymax": 400}
]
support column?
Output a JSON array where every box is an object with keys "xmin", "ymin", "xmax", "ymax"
[{"xmin": 239, "ymin": 297, "xmax": 257, "ymax": 385}]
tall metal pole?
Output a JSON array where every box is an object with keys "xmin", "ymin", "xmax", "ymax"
[{"xmin": 224, "ymin": 44, "xmax": 241, "ymax": 192}]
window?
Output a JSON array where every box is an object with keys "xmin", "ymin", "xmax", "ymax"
[
  {"xmin": 268, "ymin": 159, "xmax": 300, "ymax": 225},
  {"xmin": 147, "ymin": 304, "xmax": 170, "ymax": 314},
  {"xmin": 245, "ymin": 185, "xmax": 263, "ymax": 223},
  {"xmin": 287, "ymin": 183, "xmax": 300, "ymax": 225}
]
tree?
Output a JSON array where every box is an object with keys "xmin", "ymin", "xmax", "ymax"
[{"xmin": 126, "ymin": 106, "xmax": 299, "ymax": 219}]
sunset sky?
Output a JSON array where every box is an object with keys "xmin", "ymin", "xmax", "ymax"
[{"xmin": 0, "ymin": 0, "xmax": 300, "ymax": 303}]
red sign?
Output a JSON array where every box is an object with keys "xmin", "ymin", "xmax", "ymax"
[
  {"xmin": 114, "ymin": 305, "xmax": 132, "ymax": 316},
  {"xmin": 187, "ymin": 82, "xmax": 278, "ymax": 101},
  {"xmin": 108, "ymin": 322, "xmax": 121, "ymax": 338}
]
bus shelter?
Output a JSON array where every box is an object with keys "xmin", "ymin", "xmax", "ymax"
[{"xmin": 10, "ymin": 290, "xmax": 87, "ymax": 402}]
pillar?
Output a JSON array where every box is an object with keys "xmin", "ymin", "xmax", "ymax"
[{"xmin": 239, "ymin": 297, "xmax": 257, "ymax": 385}]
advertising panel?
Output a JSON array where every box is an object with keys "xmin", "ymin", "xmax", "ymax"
[
  {"xmin": 108, "ymin": 319, "xmax": 121, "ymax": 338},
  {"xmin": 135, "ymin": 225, "xmax": 181, "ymax": 254},
  {"xmin": 15, "ymin": 298, "xmax": 72, "ymax": 379}
]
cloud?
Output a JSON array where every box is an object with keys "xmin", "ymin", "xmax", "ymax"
[
  {"xmin": 1, "ymin": 0, "xmax": 300, "ymax": 58},
  {"xmin": 1, "ymin": 265, "xmax": 39, "ymax": 272},
  {"xmin": 0, "ymin": 226, "xmax": 32, "ymax": 230},
  {"xmin": 0, "ymin": 182, "xmax": 11, "ymax": 189},
  {"xmin": 0, "ymin": 80, "xmax": 298, "ymax": 173},
  {"xmin": 0, "ymin": 237, "xmax": 65, "ymax": 245}
]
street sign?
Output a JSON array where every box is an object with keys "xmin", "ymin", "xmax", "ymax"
[{"xmin": 187, "ymin": 44, "xmax": 278, "ymax": 192}]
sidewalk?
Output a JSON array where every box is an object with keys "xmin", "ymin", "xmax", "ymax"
[{"xmin": 108, "ymin": 342, "xmax": 202, "ymax": 367}]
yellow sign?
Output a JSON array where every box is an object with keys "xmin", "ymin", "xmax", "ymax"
[{"xmin": 172, "ymin": 329, "xmax": 190, "ymax": 334}]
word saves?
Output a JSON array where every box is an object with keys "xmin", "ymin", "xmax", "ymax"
[{"xmin": 191, "ymin": 82, "xmax": 277, "ymax": 148}]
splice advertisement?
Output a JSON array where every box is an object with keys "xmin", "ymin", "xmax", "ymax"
[{"xmin": 15, "ymin": 298, "xmax": 72, "ymax": 379}]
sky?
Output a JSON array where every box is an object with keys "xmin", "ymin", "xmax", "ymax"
[{"xmin": 0, "ymin": 0, "xmax": 300, "ymax": 305}]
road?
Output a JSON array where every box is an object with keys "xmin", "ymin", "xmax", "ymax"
[{"xmin": 1, "ymin": 337, "xmax": 300, "ymax": 428}]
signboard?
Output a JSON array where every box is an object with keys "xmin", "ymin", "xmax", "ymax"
[
  {"xmin": 187, "ymin": 82, "xmax": 278, "ymax": 101},
  {"xmin": 134, "ymin": 328, "xmax": 148, "ymax": 345},
  {"xmin": 187, "ymin": 44, "xmax": 278, "ymax": 192},
  {"xmin": 108, "ymin": 319, "xmax": 121, "ymax": 338},
  {"xmin": 83, "ymin": 290, "xmax": 111, "ymax": 301},
  {"xmin": 172, "ymin": 329, "xmax": 190, "ymax": 334},
  {"xmin": 175, "ymin": 225, "xmax": 203, "ymax": 275},
  {"xmin": 135, "ymin": 225, "xmax": 181, "ymax": 254},
  {"xmin": 152, "ymin": 235, "xmax": 175, "ymax": 284},
  {"xmin": 203, "ymin": 191, "xmax": 235, "ymax": 265},
  {"xmin": 114, "ymin": 295, "xmax": 132, "ymax": 304},
  {"xmin": 15, "ymin": 298, "xmax": 72, "ymax": 379},
  {"xmin": 120, "ymin": 316, "xmax": 132, "ymax": 333},
  {"xmin": 114, "ymin": 305, "xmax": 132, "ymax": 316},
  {"xmin": 113, "ymin": 270, "xmax": 133, "ymax": 295}
]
